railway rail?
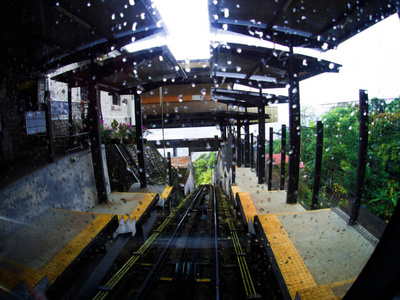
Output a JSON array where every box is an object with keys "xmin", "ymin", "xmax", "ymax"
[{"xmin": 89, "ymin": 184, "xmax": 273, "ymax": 300}]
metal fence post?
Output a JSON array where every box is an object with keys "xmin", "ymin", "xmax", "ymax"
[
  {"xmin": 250, "ymin": 133, "xmax": 254, "ymax": 170},
  {"xmin": 167, "ymin": 152, "xmax": 173, "ymax": 186},
  {"xmin": 286, "ymin": 44, "xmax": 301, "ymax": 204},
  {"xmin": 311, "ymin": 121, "xmax": 324, "ymax": 210},
  {"xmin": 134, "ymin": 91, "xmax": 147, "ymax": 188},
  {"xmin": 280, "ymin": 124, "xmax": 286, "ymax": 190},
  {"xmin": 349, "ymin": 90, "xmax": 369, "ymax": 224},
  {"xmin": 268, "ymin": 127, "xmax": 273, "ymax": 191}
]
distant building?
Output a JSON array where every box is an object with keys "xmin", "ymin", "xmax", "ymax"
[{"xmin": 266, "ymin": 153, "xmax": 305, "ymax": 168}]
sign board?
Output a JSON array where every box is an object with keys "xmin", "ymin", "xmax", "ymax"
[
  {"xmin": 51, "ymin": 101, "xmax": 69, "ymax": 115},
  {"xmin": 192, "ymin": 95, "xmax": 206, "ymax": 101},
  {"xmin": 26, "ymin": 111, "xmax": 46, "ymax": 135}
]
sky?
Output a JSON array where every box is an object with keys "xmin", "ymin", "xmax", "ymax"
[
  {"xmin": 260, "ymin": 13, "xmax": 400, "ymax": 130},
  {"xmin": 300, "ymin": 13, "xmax": 400, "ymax": 106},
  {"xmin": 149, "ymin": 13, "xmax": 400, "ymax": 147}
]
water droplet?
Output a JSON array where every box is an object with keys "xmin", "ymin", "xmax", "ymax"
[
  {"xmin": 140, "ymin": 12, "xmax": 145, "ymax": 20},
  {"xmin": 223, "ymin": 8, "xmax": 229, "ymax": 18}
]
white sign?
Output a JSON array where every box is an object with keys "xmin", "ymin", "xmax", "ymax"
[{"xmin": 26, "ymin": 111, "xmax": 46, "ymax": 135}]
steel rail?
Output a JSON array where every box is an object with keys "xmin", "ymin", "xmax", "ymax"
[
  {"xmin": 218, "ymin": 186, "xmax": 259, "ymax": 298},
  {"xmin": 92, "ymin": 186, "xmax": 203, "ymax": 300},
  {"xmin": 133, "ymin": 186, "xmax": 206, "ymax": 300},
  {"xmin": 213, "ymin": 185, "xmax": 221, "ymax": 300}
]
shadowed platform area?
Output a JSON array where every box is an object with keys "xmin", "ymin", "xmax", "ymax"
[
  {"xmin": 0, "ymin": 210, "xmax": 116, "ymax": 291},
  {"xmin": 234, "ymin": 167, "xmax": 376, "ymax": 299}
]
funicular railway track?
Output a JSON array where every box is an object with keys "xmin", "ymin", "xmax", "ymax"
[{"xmin": 92, "ymin": 184, "xmax": 273, "ymax": 300}]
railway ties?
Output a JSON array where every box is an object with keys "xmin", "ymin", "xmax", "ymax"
[
  {"xmin": 92, "ymin": 185, "xmax": 216, "ymax": 300},
  {"xmin": 92, "ymin": 184, "xmax": 267, "ymax": 299},
  {"xmin": 215, "ymin": 186, "xmax": 261, "ymax": 300}
]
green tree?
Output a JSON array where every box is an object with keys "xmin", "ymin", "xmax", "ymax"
[
  {"xmin": 300, "ymin": 98, "xmax": 400, "ymax": 221},
  {"xmin": 194, "ymin": 152, "xmax": 217, "ymax": 185}
]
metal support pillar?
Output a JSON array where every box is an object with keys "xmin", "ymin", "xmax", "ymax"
[
  {"xmin": 268, "ymin": 127, "xmax": 273, "ymax": 191},
  {"xmin": 134, "ymin": 92, "xmax": 147, "ymax": 188},
  {"xmin": 236, "ymin": 118, "xmax": 242, "ymax": 167},
  {"xmin": 311, "ymin": 121, "xmax": 324, "ymax": 210},
  {"xmin": 257, "ymin": 98, "xmax": 266, "ymax": 184},
  {"xmin": 250, "ymin": 133, "xmax": 254, "ymax": 170},
  {"xmin": 343, "ymin": 200, "xmax": 400, "ymax": 299},
  {"xmin": 221, "ymin": 124, "xmax": 227, "ymax": 141},
  {"xmin": 256, "ymin": 135, "xmax": 259, "ymax": 177},
  {"xmin": 67, "ymin": 85, "xmax": 73, "ymax": 139},
  {"xmin": 286, "ymin": 44, "xmax": 301, "ymax": 204},
  {"xmin": 214, "ymin": 135, "xmax": 219, "ymax": 149},
  {"xmin": 43, "ymin": 101, "xmax": 55, "ymax": 162},
  {"xmin": 280, "ymin": 124, "xmax": 286, "ymax": 190},
  {"xmin": 349, "ymin": 90, "xmax": 369, "ymax": 224},
  {"xmin": 226, "ymin": 126, "xmax": 232, "ymax": 173},
  {"xmin": 244, "ymin": 118, "xmax": 250, "ymax": 167},
  {"xmin": 229, "ymin": 126, "xmax": 235, "ymax": 183},
  {"xmin": 167, "ymin": 152, "xmax": 173, "ymax": 186},
  {"xmin": 87, "ymin": 79, "xmax": 108, "ymax": 203},
  {"xmin": 173, "ymin": 147, "xmax": 177, "ymax": 157}
]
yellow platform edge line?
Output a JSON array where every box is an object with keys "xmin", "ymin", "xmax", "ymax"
[
  {"xmin": 129, "ymin": 193, "xmax": 157, "ymax": 221},
  {"xmin": 237, "ymin": 192, "xmax": 258, "ymax": 224},
  {"xmin": 297, "ymin": 285, "xmax": 337, "ymax": 300},
  {"xmin": 231, "ymin": 185, "xmax": 241, "ymax": 195},
  {"xmin": 160, "ymin": 186, "xmax": 174, "ymax": 200},
  {"xmin": 273, "ymin": 208, "xmax": 331, "ymax": 216},
  {"xmin": 53, "ymin": 208, "xmax": 134, "ymax": 223},
  {"xmin": 326, "ymin": 277, "xmax": 356, "ymax": 289},
  {"xmin": 0, "ymin": 214, "xmax": 114, "ymax": 292},
  {"xmin": 259, "ymin": 214, "xmax": 317, "ymax": 299}
]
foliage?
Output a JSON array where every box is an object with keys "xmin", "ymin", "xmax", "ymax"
[
  {"xmin": 265, "ymin": 127, "xmax": 289, "ymax": 155},
  {"xmin": 100, "ymin": 118, "xmax": 151, "ymax": 144},
  {"xmin": 194, "ymin": 152, "xmax": 217, "ymax": 185},
  {"xmin": 299, "ymin": 98, "xmax": 400, "ymax": 222}
]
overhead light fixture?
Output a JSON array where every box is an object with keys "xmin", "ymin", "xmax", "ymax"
[
  {"xmin": 154, "ymin": 0, "xmax": 210, "ymax": 61},
  {"xmin": 124, "ymin": 32, "xmax": 166, "ymax": 53}
]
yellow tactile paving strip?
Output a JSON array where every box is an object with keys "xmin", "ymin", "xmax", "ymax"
[
  {"xmin": 56, "ymin": 193, "xmax": 157, "ymax": 223},
  {"xmin": 231, "ymin": 185, "xmax": 241, "ymax": 196},
  {"xmin": 126, "ymin": 193, "xmax": 157, "ymax": 222},
  {"xmin": 258, "ymin": 214, "xmax": 317, "ymax": 299},
  {"xmin": 297, "ymin": 285, "xmax": 337, "ymax": 300},
  {"xmin": 0, "ymin": 214, "xmax": 114, "ymax": 294},
  {"xmin": 160, "ymin": 186, "xmax": 173, "ymax": 201},
  {"xmin": 237, "ymin": 192, "xmax": 258, "ymax": 224}
]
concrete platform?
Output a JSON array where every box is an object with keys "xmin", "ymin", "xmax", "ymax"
[
  {"xmin": 0, "ymin": 210, "xmax": 116, "ymax": 291},
  {"xmin": 0, "ymin": 186, "xmax": 175, "ymax": 296},
  {"xmin": 250, "ymin": 191, "xmax": 306, "ymax": 215},
  {"xmin": 277, "ymin": 209, "xmax": 375, "ymax": 286},
  {"xmin": 234, "ymin": 167, "xmax": 268, "ymax": 192},
  {"xmin": 234, "ymin": 167, "xmax": 377, "ymax": 299},
  {"xmin": 90, "ymin": 192, "xmax": 152, "ymax": 218}
]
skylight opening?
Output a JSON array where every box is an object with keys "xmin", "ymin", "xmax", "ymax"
[{"xmin": 154, "ymin": 0, "xmax": 211, "ymax": 61}]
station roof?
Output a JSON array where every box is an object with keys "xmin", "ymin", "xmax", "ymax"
[{"xmin": 1, "ymin": 0, "xmax": 396, "ymax": 94}]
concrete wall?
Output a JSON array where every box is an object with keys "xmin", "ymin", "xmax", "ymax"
[
  {"xmin": 100, "ymin": 91, "xmax": 134, "ymax": 126},
  {"xmin": 0, "ymin": 150, "xmax": 104, "ymax": 239}
]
